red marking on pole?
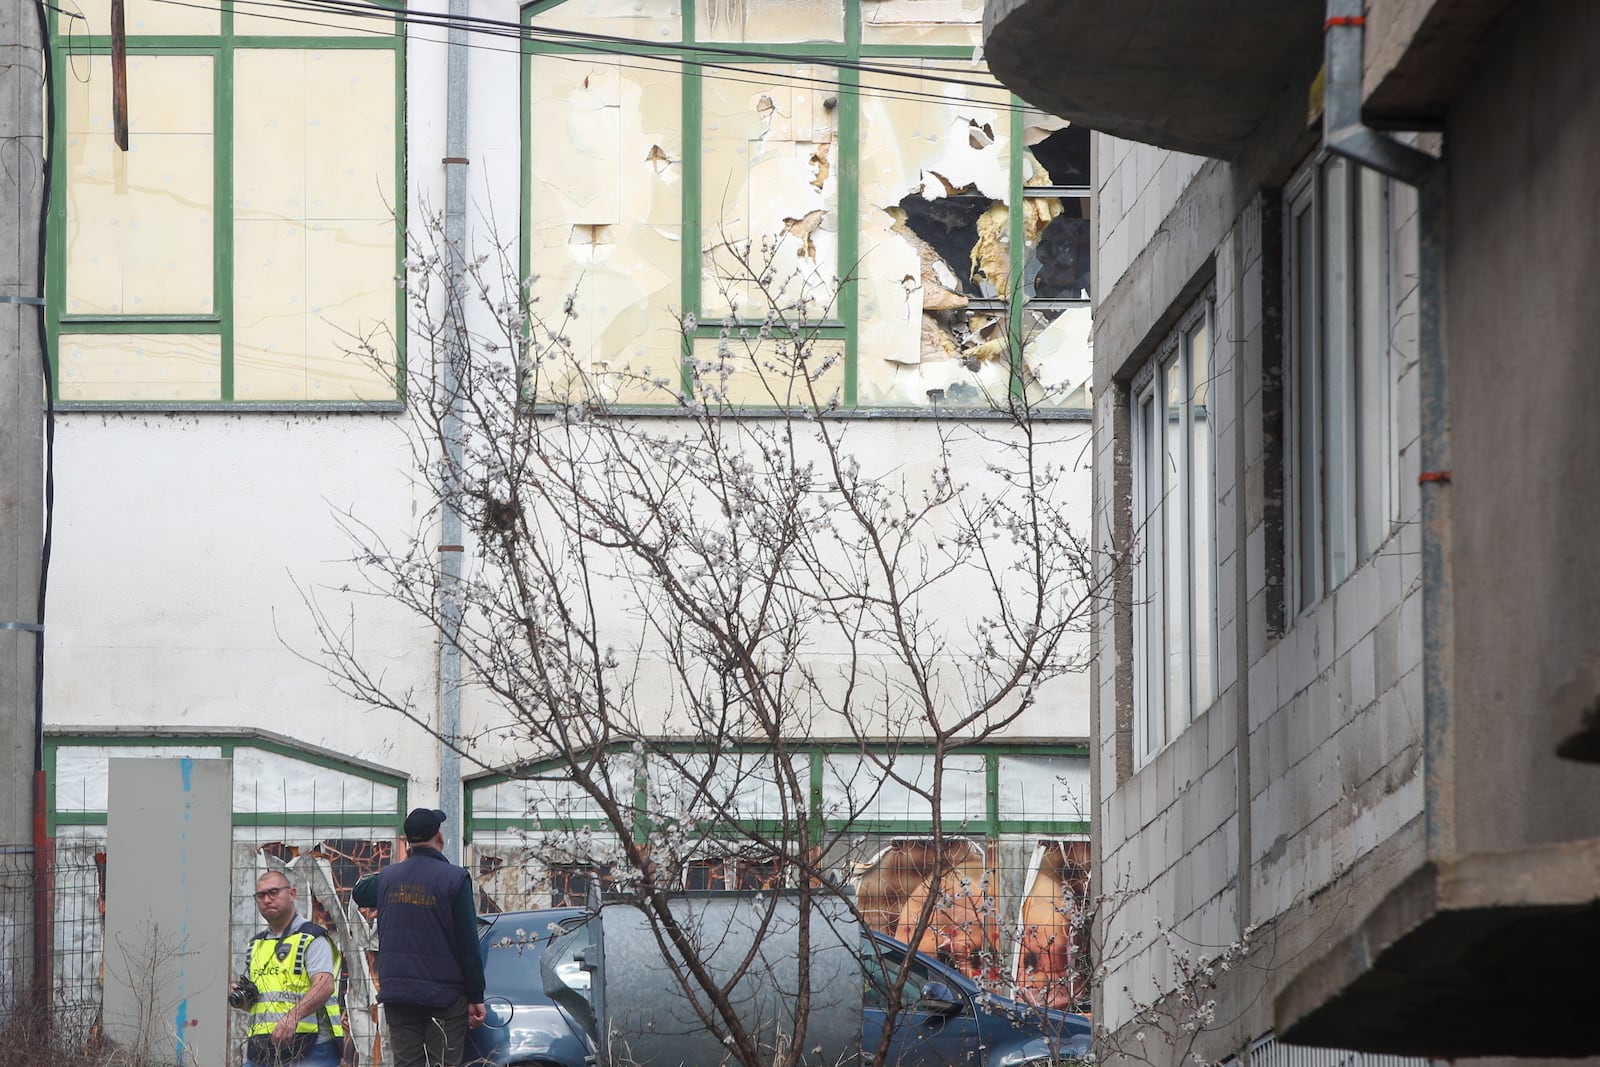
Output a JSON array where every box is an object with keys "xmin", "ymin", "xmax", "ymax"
[{"xmin": 32, "ymin": 771, "xmax": 55, "ymax": 1020}]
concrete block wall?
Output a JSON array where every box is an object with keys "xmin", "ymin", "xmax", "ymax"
[
  {"xmin": 1244, "ymin": 178, "xmax": 1424, "ymax": 925},
  {"xmin": 1093, "ymin": 136, "xmax": 1205, "ymax": 299},
  {"xmin": 1094, "ymin": 208, "xmax": 1249, "ymax": 1034},
  {"xmin": 1090, "ymin": 139, "xmax": 1428, "ymax": 1045}
]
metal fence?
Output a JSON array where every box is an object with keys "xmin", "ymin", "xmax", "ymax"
[
  {"xmin": 3, "ymin": 831, "xmax": 1452, "ymax": 1067},
  {"xmin": 1249, "ymin": 1033, "xmax": 1435, "ymax": 1067},
  {"xmin": 0, "ymin": 843, "xmax": 104, "ymax": 1048},
  {"xmin": 5, "ymin": 827, "xmax": 1095, "ymax": 1065}
]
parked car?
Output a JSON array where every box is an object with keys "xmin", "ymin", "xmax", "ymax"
[
  {"xmin": 861, "ymin": 931, "xmax": 1092, "ymax": 1066},
  {"xmin": 468, "ymin": 907, "xmax": 1092, "ymax": 1067},
  {"xmin": 468, "ymin": 907, "xmax": 592, "ymax": 1067}
]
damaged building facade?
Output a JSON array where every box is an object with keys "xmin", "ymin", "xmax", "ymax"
[
  {"xmin": 983, "ymin": 0, "xmax": 1600, "ymax": 1063},
  {"xmin": 28, "ymin": 0, "xmax": 1102, "ymax": 1045},
  {"xmin": 522, "ymin": 0, "xmax": 1092, "ymax": 408}
]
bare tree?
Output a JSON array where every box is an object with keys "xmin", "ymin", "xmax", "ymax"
[{"xmin": 310, "ymin": 211, "xmax": 1102, "ymax": 1067}]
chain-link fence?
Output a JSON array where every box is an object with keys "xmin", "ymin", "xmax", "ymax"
[{"xmin": 9, "ymin": 826, "xmax": 1092, "ymax": 1065}]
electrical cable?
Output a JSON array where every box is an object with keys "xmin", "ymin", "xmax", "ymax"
[
  {"xmin": 58, "ymin": 0, "xmax": 1033, "ymax": 115},
  {"xmin": 32, "ymin": 0, "xmax": 57, "ymax": 777},
  {"xmin": 264, "ymin": 0, "xmax": 1003, "ymax": 89}
]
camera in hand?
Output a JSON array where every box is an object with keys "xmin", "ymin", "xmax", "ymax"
[{"xmin": 229, "ymin": 975, "xmax": 260, "ymax": 1008}]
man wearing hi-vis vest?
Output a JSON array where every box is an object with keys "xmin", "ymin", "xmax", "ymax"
[{"xmin": 230, "ymin": 872, "xmax": 343, "ymax": 1067}]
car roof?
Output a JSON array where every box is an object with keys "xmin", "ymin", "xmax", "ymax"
[{"xmin": 478, "ymin": 907, "xmax": 590, "ymax": 938}]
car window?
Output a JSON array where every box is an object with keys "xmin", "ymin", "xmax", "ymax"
[
  {"xmin": 482, "ymin": 923, "xmax": 554, "ymax": 1003},
  {"xmin": 862, "ymin": 939, "xmax": 960, "ymax": 1014}
]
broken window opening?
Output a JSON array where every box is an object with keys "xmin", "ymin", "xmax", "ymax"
[
  {"xmin": 1021, "ymin": 129, "xmax": 1091, "ymax": 306},
  {"xmin": 548, "ymin": 862, "xmax": 617, "ymax": 907},
  {"xmin": 1023, "ymin": 203, "xmax": 1090, "ymax": 304},
  {"xmin": 890, "ymin": 187, "xmax": 1024, "ymax": 380},
  {"xmin": 522, "ymin": 8, "xmax": 1087, "ymax": 410},
  {"xmin": 895, "ymin": 189, "xmax": 996, "ymax": 299},
  {"xmin": 1027, "ymin": 124, "xmax": 1090, "ymax": 188},
  {"xmin": 683, "ymin": 853, "xmax": 783, "ymax": 892}
]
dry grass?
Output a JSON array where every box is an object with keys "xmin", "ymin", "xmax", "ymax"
[{"xmin": 0, "ymin": 1002, "xmax": 165, "ymax": 1067}]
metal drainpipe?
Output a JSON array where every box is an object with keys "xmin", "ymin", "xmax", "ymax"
[
  {"xmin": 1322, "ymin": 0, "xmax": 1433, "ymax": 185},
  {"xmin": 438, "ymin": 0, "xmax": 470, "ymax": 864},
  {"xmin": 1416, "ymin": 168, "xmax": 1452, "ymax": 862},
  {"xmin": 1323, "ymin": 0, "xmax": 1454, "ymax": 858}
]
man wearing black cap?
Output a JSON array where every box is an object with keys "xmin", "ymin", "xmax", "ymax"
[{"xmin": 352, "ymin": 808, "xmax": 485, "ymax": 1067}]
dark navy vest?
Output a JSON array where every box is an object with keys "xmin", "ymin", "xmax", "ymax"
[{"xmin": 374, "ymin": 848, "xmax": 469, "ymax": 1007}]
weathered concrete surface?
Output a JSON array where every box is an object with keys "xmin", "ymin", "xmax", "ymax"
[
  {"xmin": 1277, "ymin": 838, "xmax": 1600, "ymax": 1057},
  {"xmin": 1276, "ymin": 0, "xmax": 1600, "ymax": 1054},
  {"xmin": 1004, "ymin": 0, "xmax": 1600, "ymax": 1058},
  {"xmin": 983, "ymin": 0, "xmax": 1512, "ymax": 152},
  {"xmin": 1443, "ymin": 0, "xmax": 1600, "ymax": 857},
  {"xmin": 983, "ymin": 0, "xmax": 1321, "ymax": 158},
  {"xmin": 0, "ymin": 0, "xmax": 45, "ymax": 853},
  {"xmin": 1363, "ymin": 0, "xmax": 1514, "ymax": 125}
]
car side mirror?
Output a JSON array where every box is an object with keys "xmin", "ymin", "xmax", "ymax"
[{"xmin": 917, "ymin": 981, "xmax": 962, "ymax": 1015}]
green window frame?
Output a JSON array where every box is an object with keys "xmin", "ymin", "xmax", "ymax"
[
  {"xmin": 519, "ymin": 0, "xmax": 1091, "ymax": 413},
  {"xmin": 464, "ymin": 741, "xmax": 1091, "ymax": 843},
  {"xmin": 46, "ymin": 0, "xmax": 406, "ymax": 409},
  {"xmin": 43, "ymin": 730, "xmax": 410, "ymax": 835}
]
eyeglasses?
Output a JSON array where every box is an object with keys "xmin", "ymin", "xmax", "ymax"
[{"xmin": 254, "ymin": 886, "xmax": 289, "ymax": 901}]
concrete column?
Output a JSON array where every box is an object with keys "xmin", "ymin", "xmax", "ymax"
[
  {"xmin": 1, "ymin": 0, "xmax": 46, "ymax": 823},
  {"xmin": 0, "ymin": 0, "xmax": 47, "ymax": 1007}
]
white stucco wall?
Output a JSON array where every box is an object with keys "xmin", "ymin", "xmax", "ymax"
[
  {"xmin": 46, "ymin": 412, "xmax": 442, "ymax": 776},
  {"xmin": 45, "ymin": 1, "xmax": 1094, "ymax": 810}
]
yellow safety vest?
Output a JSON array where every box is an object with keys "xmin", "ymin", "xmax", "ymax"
[{"xmin": 246, "ymin": 924, "xmax": 344, "ymax": 1040}]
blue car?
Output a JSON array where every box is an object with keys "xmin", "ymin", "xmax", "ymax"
[
  {"xmin": 861, "ymin": 932, "xmax": 1091, "ymax": 1066},
  {"xmin": 468, "ymin": 908, "xmax": 1092, "ymax": 1067},
  {"xmin": 468, "ymin": 908, "xmax": 593, "ymax": 1067}
]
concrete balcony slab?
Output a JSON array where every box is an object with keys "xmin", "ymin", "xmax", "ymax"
[{"xmin": 1276, "ymin": 837, "xmax": 1600, "ymax": 1057}]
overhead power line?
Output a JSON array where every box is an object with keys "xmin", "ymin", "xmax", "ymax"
[{"xmin": 52, "ymin": 0, "xmax": 1050, "ymax": 115}]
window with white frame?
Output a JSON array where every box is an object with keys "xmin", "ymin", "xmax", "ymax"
[
  {"xmin": 1286, "ymin": 157, "xmax": 1398, "ymax": 611},
  {"xmin": 1131, "ymin": 296, "xmax": 1217, "ymax": 760}
]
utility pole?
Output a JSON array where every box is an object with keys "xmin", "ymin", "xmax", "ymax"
[
  {"xmin": 1, "ymin": 0, "xmax": 48, "ymax": 1016},
  {"xmin": 438, "ymin": 0, "xmax": 470, "ymax": 863}
]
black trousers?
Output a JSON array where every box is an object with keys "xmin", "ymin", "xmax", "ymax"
[{"xmin": 383, "ymin": 995, "xmax": 469, "ymax": 1067}]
